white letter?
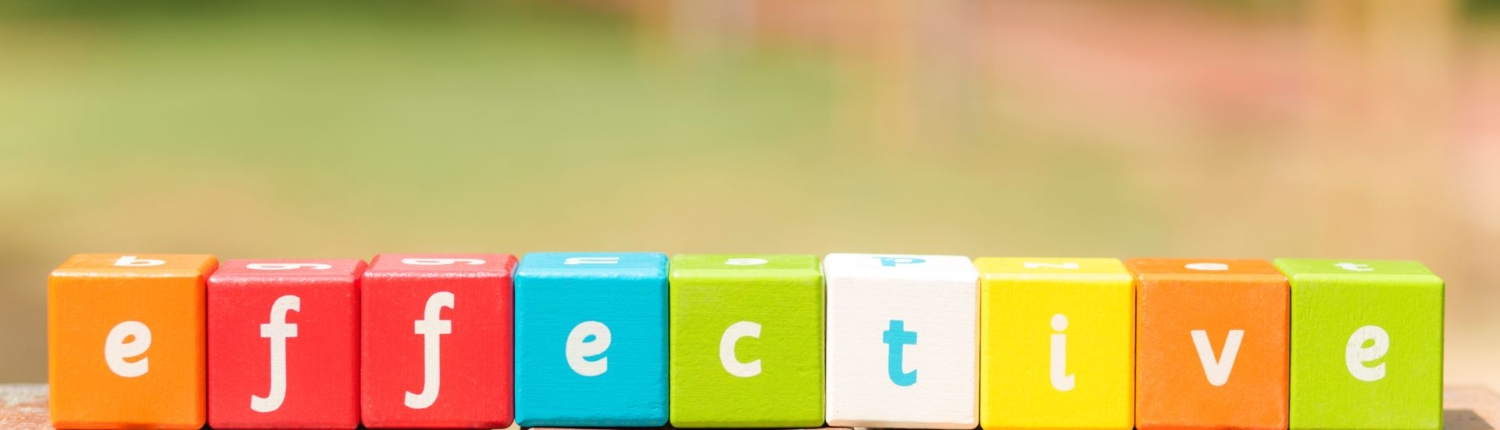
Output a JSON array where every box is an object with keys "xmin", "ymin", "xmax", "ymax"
[
  {"xmin": 114, "ymin": 256, "xmax": 164, "ymax": 267},
  {"xmin": 566, "ymin": 321, "xmax": 611, "ymax": 377},
  {"xmin": 1050, "ymin": 314, "xmax": 1075, "ymax": 391},
  {"xmin": 720, "ymin": 321, "xmax": 762, "ymax": 377},
  {"xmin": 1020, "ymin": 263, "xmax": 1080, "ymax": 269},
  {"xmin": 405, "ymin": 292, "xmax": 454, "ymax": 409},
  {"xmin": 252, "ymin": 295, "xmax": 300, "ymax": 413},
  {"xmin": 1185, "ymin": 263, "xmax": 1229, "ymax": 271},
  {"xmin": 401, "ymin": 258, "xmax": 485, "ymax": 266},
  {"xmin": 726, "ymin": 258, "xmax": 768, "ymax": 266},
  {"xmin": 1346, "ymin": 325, "xmax": 1389, "ymax": 382},
  {"xmin": 1336, "ymin": 263, "xmax": 1374, "ymax": 272},
  {"xmin": 565, "ymin": 257, "xmax": 619, "ymax": 265},
  {"xmin": 1192, "ymin": 330, "xmax": 1244, "ymax": 386},
  {"xmin": 247, "ymin": 263, "xmax": 332, "ymax": 271},
  {"xmin": 105, "ymin": 321, "xmax": 151, "ymax": 377}
]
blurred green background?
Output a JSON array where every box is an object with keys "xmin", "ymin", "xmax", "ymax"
[{"xmin": 2, "ymin": 0, "xmax": 1497, "ymax": 388}]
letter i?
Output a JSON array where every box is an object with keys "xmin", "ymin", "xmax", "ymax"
[{"xmin": 1050, "ymin": 314, "xmax": 1074, "ymax": 391}]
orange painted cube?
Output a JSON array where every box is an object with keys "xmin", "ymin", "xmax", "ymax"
[
  {"xmin": 48, "ymin": 254, "xmax": 218, "ymax": 429},
  {"xmin": 1126, "ymin": 258, "xmax": 1289, "ymax": 430}
]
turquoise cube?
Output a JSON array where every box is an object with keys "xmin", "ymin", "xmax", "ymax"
[
  {"xmin": 1274, "ymin": 259, "xmax": 1444, "ymax": 430},
  {"xmin": 514, "ymin": 252, "xmax": 669, "ymax": 427}
]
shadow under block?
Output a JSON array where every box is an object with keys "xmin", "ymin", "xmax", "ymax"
[
  {"xmin": 977, "ymin": 258, "xmax": 1134, "ymax": 430},
  {"xmin": 1128, "ymin": 258, "xmax": 1290, "ymax": 430},
  {"xmin": 360, "ymin": 254, "xmax": 517, "ymax": 429},
  {"xmin": 206, "ymin": 259, "xmax": 365, "ymax": 429},
  {"xmin": 1275, "ymin": 259, "xmax": 1444, "ymax": 430},
  {"xmin": 514, "ymin": 252, "xmax": 669, "ymax": 427},
  {"xmin": 48, "ymin": 254, "xmax": 219, "ymax": 429},
  {"xmin": 669, "ymin": 254, "xmax": 825, "ymax": 428},
  {"xmin": 823, "ymin": 254, "xmax": 978, "ymax": 429}
]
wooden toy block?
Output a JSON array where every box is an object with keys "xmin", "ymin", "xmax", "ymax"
[
  {"xmin": 1127, "ymin": 258, "xmax": 1290, "ymax": 430},
  {"xmin": 360, "ymin": 253, "xmax": 517, "ymax": 429},
  {"xmin": 1274, "ymin": 259, "xmax": 1444, "ymax": 430},
  {"xmin": 47, "ymin": 254, "xmax": 218, "ymax": 429},
  {"xmin": 514, "ymin": 252, "xmax": 669, "ymax": 427},
  {"xmin": 206, "ymin": 259, "xmax": 365, "ymax": 429},
  {"xmin": 823, "ymin": 253, "xmax": 978, "ymax": 429},
  {"xmin": 668, "ymin": 254, "xmax": 824, "ymax": 428},
  {"xmin": 977, "ymin": 258, "xmax": 1134, "ymax": 430}
]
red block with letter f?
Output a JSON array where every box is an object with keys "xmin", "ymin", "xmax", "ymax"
[
  {"xmin": 207, "ymin": 259, "xmax": 365, "ymax": 429},
  {"xmin": 360, "ymin": 253, "xmax": 517, "ymax": 429}
]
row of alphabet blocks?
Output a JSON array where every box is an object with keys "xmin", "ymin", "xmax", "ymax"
[{"xmin": 47, "ymin": 253, "xmax": 1444, "ymax": 429}]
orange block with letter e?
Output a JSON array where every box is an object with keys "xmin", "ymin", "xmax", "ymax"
[
  {"xmin": 1127, "ymin": 258, "xmax": 1289, "ymax": 430},
  {"xmin": 48, "ymin": 254, "xmax": 218, "ymax": 429}
]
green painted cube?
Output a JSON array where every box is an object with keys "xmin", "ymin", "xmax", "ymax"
[
  {"xmin": 1274, "ymin": 259, "xmax": 1443, "ymax": 430},
  {"xmin": 669, "ymin": 254, "xmax": 824, "ymax": 428}
]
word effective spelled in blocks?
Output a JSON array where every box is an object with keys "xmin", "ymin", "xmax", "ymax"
[
  {"xmin": 1275, "ymin": 259, "xmax": 1444, "ymax": 430},
  {"xmin": 669, "ymin": 254, "xmax": 825, "ymax": 428},
  {"xmin": 515, "ymin": 253, "xmax": 670, "ymax": 427},
  {"xmin": 824, "ymin": 254, "xmax": 979, "ymax": 429},
  {"xmin": 1129, "ymin": 258, "xmax": 1290, "ymax": 430},
  {"xmin": 360, "ymin": 253, "xmax": 518, "ymax": 429},
  {"xmin": 44, "ymin": 253, "xmax": 1447, "ymax": 430},
  {"xmin": 49, "ymin": 254, "xmax": 218, "ymax": 429},
  {"xmin": 977, "ymin": 258, "xmax": 1134, "ymax": 430},
  {"xmin": 207, "ymin": 259, "xmax": 365, "ymax": 429}
]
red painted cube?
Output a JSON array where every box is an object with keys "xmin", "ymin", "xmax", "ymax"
[
  {"xmin": 360, "ymin": 254, "xmax": 517, "ymax": 429},
  {"xmin": 207, "ymin": 259, "xmax": 365, "ymax": 429}
]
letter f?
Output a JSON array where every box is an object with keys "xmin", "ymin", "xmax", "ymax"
[
  {"xmin": 406, "ymin": 291, "xmax": 454, "ymax": 409},
  {"xmin": 252, "ymin": 295, "xmax": 300, "ymax": 413}
]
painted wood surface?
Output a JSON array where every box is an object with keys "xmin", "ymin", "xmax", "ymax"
[
  {"xmin": 48, "ymin": 254, "xmax": 218, "ymax": 429},
  {"xmin": 1128, "ymin": 258, "xmax": 1290, "ymax": 430},
  {"xmin": 977, "ymin": 257, "xmax": 1134, "ymax": 430},
  {"xmin": 514, "ymin": 252, "xmax": 669, "ymax": 427},
  {"xmin": 823, "ymin": 253, "xmax": 978, "ymax": 429},
  {"xmin": 206, "ymin": 259, "xmax": 365, "ymax": 429},
  {"xmin": 359, "ymin": 254, "xmax": 517, "ymax": 429},
  {"xmin": 1275, "ymin": 259, "xmax": 1444, "ymax": 430},
  {"xmin": 668, "ymin": 254, "xmax": 824, "ymax": 428}
]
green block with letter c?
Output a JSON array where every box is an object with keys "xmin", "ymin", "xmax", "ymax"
[{"xmin": 668, "ymin": 254, "xmax": 824, "ymax": 428}]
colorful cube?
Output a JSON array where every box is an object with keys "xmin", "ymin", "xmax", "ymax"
[
  {"xmin": 48, "ymin": 254, "xmax": 218, "ymax": 429},
  {"xmin": 207, "ymin": 259, "xmax": 365, "ymax": 429},
  {"xmin": 1274, "ymin": 259, "xmax": 1443, "ymax": 430},
  {"xmin": 669, "ymin": 254, "xmax": 824, "ymax": 428},
  {"xmin": 1127, "ymin": 258, "xmax": 1289, "ymax": 430},
  {"xmin": 978, "ymin": 258, "xmax": 1134, "ymax": 430},
  {"xmin": 823, "ymin": 253, "xmax": 978, "ymax": 429},
  {"xmin": 514, "ymin": 252, "xmax": 669, "ymax": 427},
  {"xmin": 360, "ymin": 253, "xmax": 517, "ymax": 429}
]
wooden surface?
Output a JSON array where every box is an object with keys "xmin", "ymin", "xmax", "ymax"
[{"xmin": 0, "ymin": 384, "xmax": 1495, "ymax": 430}]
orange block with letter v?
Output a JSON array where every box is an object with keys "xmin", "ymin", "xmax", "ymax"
[
  {"xmin": 1127, "ymin": 258, "xmax": 1289, "ymax": 430},
  {"xmin": 48, "ymin": 254, "xmax": 218, "ymax": 429}
]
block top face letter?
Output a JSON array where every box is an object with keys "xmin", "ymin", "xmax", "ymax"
[
  {"xmin": 669, "ymin": 254, "xmax": 821, "ymax": 281},
  {"xmin": 1125, "ymin": 258, "xmax": 1286, "ymax": 281},
  {"xmin": 210, "ymin": 259, "xmax": 367, "ymax": 284},
  {"xmin": 975, "ymin": 257, "xmax": 1133, "ymax": 280},
  {"xmin": 1272, "ymin": 259, "xmax": 1440, "ymax": 281},
  {"xmin": 822, "ymin": 253, "xmax": 978, "ymax": 284},
  {"xmin": 365, "ymin": 253, "xmax": 517, "ymax": 276},
  {"xmin": 514, "ymin": 252, "xmax": 668, "ymax": 281},
  {"xmin": 52, "ymin": 253, "xmax": 218, "ymax": 278}
]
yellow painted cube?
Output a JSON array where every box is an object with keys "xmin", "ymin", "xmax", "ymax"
[{"xmin": 977, "ymin": 258, "xmax": 1134, "ymax": 430}]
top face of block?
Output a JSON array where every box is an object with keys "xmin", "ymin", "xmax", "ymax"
[
  {"xmin": 1273, "ymin": 258, "xmax": 1440, "ymax": 281},
  {"xmin": 822, "ymin": 253, "xmax": 976, "ymax": 283},
  {"xmin": 51, "ymin": 254, "xmax": 217, "ymax": 278},
  {"xmin": 975, "ymin": 257, "xmax": 1131, "ymax": 281},
  {"xmin": 515, "ymin": 252, "xmax": 667, "ymax": 280},
  {"xmin": 669, "ymin": 254, "xmax": 820, "ymax": 280},
  {"xmin": 209, "ymin": 259, "xmax": 366, "ymax": 283},
  {"xmin": 365, "ymin": 253, "xmax": 516, "ymax": 276},
  {"xmin": 1125, "ymin": 258, "xmax": 1284, "ymax": 282}
]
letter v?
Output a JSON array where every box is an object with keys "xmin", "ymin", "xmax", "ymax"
[{"xmin": 1191, "ymin": 329, "xmax": 1244, "ymax": 387}]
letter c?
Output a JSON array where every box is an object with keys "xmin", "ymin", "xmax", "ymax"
[{"xmin": 720, "ymin": 321, "xmax": 761, "ymax": 377}]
